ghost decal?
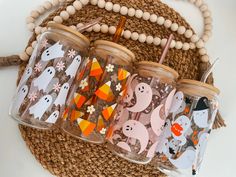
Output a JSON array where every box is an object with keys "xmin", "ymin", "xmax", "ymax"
[
  {"xmin": 122, "ymin": 120, "xmax": 149, "ymax": 154},
  {"xmin": 41, "ymin": 42, "xmax": 64, "ymax": 61},
  {"xmin": 17, "ymin": 67, "xmax": 32, "ymax": 90},
  {"xmin": 54, "ymin": 82, "xmax": 70, "ymax": 107},
  {"xmin": 12, "ymin": 85, "xmax": 28, "ymax": 113},
  {"xmin": 150, "ymin": 104, "xmax": 165, "ymax": 136},
  {"xmin": 45, "ymin": 110, "xmax": 60, "ymax": 124},
  {"xmin": 164, "ymin": 89, "xmax": 176, "ymax": 116},
  {"xmin": 33, "ymin": 66, "xmax": 55, "ymax": 91},
  {"xmin": 65, "ymin": 55, "xmax": 82, "ymax": 78},
  {"xmin": 117, "ymin": 142, "xmax": 132, "ymax": 152},
  {"xmin": 192, "ymin": 97, "xmax": 209, "ymax": 128},
  {"xmin": 127, "ymin": 83, "xmax": 153, "ymax": 112},
  {"xmin": 171, "ymin": 115, "xmax": 191, "ymax": 145},
  {"xmin": 169, "ymin": 91, "xmax": 184, "ymax": 113},
  {"xmin": 29, "ymin": 95, "xmax": 53, "ymax": 119}
]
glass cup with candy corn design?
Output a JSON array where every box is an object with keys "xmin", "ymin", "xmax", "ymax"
[
  {"xmin": 9, "ymin": 23, "xmax": 90, "ymax": 129},
  {"xmin": 156, "ymin": 79, "xmax": 220, "ymax": 176},
  {"xmin": 61, "ymin": 39, "xmax": 135, "ymax": 143},
  {"xmin": 106, "ymin": 61, "xmax": 179, "ymax": 164}
]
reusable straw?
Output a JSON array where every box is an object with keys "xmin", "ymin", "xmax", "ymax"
[
  {"xmin": 77, "ymin": 17, "xmax": 102, "ymax": 33},
  {"xmin": 200, "ymin": 58, "xmax": 219, "ymax": 83},
  {"xmin": 159, "ymin": 34, "xmax": 174, "ymax": 64}
]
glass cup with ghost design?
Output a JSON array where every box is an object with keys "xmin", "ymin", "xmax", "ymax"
[
  {"xmin": 61, "ymin": 40, "xmax": 135, "ymax": 143},
  {"xmin": 9, "ymin": 23, "xmax": 90, "ymax": 129},
  {"xmin": 156, "ymin": 79, "xmax": 220, "ymax": 176},
  {"xmin": 106, "ymin": 61, "xmax": 179, "ymax": 164}
]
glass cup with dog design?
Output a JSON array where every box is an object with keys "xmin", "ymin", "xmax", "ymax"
[
  {"xmin": 106, "ymin": 61, "xmax": 179, "ymax": 164},
  {"xmin": 9, "ymin": 23, "xmax": 90, "ymax": 129},
  {"xmin": 156, "ymin": 79, "xmax": 220, "ymax": 176},
  {"xmin": 61, "ymin": 40, "xmax": 135, "ymax": 143}
]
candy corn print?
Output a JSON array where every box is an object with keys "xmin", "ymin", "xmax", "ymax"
[{"xmin": 61, "ymin": 40, "xmax": 135, "ymax": 143}]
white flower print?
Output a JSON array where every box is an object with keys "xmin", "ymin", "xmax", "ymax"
[
  {"xmin": 53, "ymin": 82, "xmax": 61, "ymax": 92},
  {"xmin": 28, "ymin": 92, "xmax": 38, "ymax": 102},
  {"xmin": 100, "ymin": 128, "xmax": 106, "ymax": 135},
  {"xmin": 87, "ymin": 105, "xmax": 95, "ymax": 114},
  {"xmin": 67, "ymin": 49, "xmax": 76, "ymax": 58},
  {"xmin": 106, "ymin": 64, "xmax": 114, "ymax": 72},
  {"xmin": 79, "ymin": 79, "xmax": 88, "ymax": 89},
  {"xmin": 34, "ymin": 63, "xmax": 42, "ymax": 72},
  {"xmin": 116, "ymin": 83, "xmax": 122, "ymax": 91},
  {"xmin": 56, "ymin": 61, "xmax": 65, "ymax": 71}
]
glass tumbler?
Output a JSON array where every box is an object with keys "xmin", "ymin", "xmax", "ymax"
[
  {"xmin": 107, "ymin": 61, "xmax": 179, "ymax": 164},
  {"xmin": 9, "ymin": 23, "xmax": 90, "ymax": 129},
  {"xmin": 156, "ymin": 79, "xmax": 220, "ymax": 176},
  {"xmin": 62, "ymin": 40, "xmax": 135, "ymax": 143}
]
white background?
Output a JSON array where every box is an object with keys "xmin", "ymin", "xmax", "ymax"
[{"xmin": 0, "ymin": 0, "xmax": 235, "ymax": 177}]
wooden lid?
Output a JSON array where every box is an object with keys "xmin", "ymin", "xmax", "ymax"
[
  {"xmin": 136, "ymin": 61, "xmax": 179, "ymax": 79},
  {"xmin": 94, "ymin": 40, "xmax": 135, "ymax": 62},
  {"xmin": 47, "ymin": 22, "xmax": 90, "ymax": 46},
  {"xmin": 178, "ymin": 79, "xmax": 220, "ymax": 95}
]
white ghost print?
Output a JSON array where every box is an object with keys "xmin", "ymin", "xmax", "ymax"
[
  {"xmin": 29, "ymin": 95, "xmax": 53, "ymax": 119},
  {"xmin": 45, "ymin": 110, "xmax": 60, "ymax": 124},
  {"xmin": 65, "ymin": 55, "xmax": 82, "ymax": 78},
  {"xmin": 12, "ymin": 85, "xmax": 29, "ymax": 113},
  {"xmin": 53, "ymin": 82, "xmax": 70, "ymax": 107},
  {"xmin": 41, "ymin": 42, "xmax": 65, "ymax": 61},
  {"xmin": 33, "ymin": 66, "xmax": 55, "ymax": 91},
  {"xmin": 17, "ymin": 67, "xmax": 32, "ymax": 90}
]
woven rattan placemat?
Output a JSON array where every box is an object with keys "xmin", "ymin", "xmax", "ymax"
[{"xmin": 17, "ymin": 0, "xmax": 224, "ymax": 176}]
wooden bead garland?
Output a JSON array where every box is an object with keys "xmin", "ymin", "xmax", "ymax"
[{"xmin": 21, "ymin": 0, "xmax": 213, "ymax": 63}]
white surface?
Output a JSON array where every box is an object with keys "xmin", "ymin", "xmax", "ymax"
[{"xmin": 0, "ymin": 0, "xmax": 235, "ymax": 177}]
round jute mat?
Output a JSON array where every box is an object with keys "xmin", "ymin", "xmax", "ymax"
[{"xmin": 17, "ymin": 0, "xmax": 225, "ymax": 176}]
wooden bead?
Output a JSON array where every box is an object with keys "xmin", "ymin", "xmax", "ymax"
[
  {"xmin": 92, "ymin": 24, "xmax": 101, "ymax": 32},
  {"xmin": 19, "ymin": 52, "xmax": 29, "ymax": 61},
  {"xmin": 184, "ymin": 29, "xmax": 193, "ymax": 38},
  {"xmin": 31, "ymin": 41, "xmax": 37, "ymax": 48},
  {"xmin": 35, "ymin": 26, "xmax": 42, "ymax": 34},
  {"xmin": 41, "ymin": 27, "xmax": 47, "ymax": 33},
  {"xmin": 157, "ymin": 16, "xmax": 165, "ymax": 25},
  {"xmin": 52, "ymin": 0, "xmax": 59, "ymax": 6},
  {"xmin": 30, "ymin": 10, "xmax": 40, "ymax": 18},
  {"xmin": 201, "ymin": 55, "xmax": 209, "ymax": 62},
  {"xmin": 161, "ymin": 38, "xmax": 167, "ymax": 47},
  {"xmin": 164, "ymin": 19, "xmax": 172, "ymax": 28},
  {"xmin": 182, "ymin": 43, "xmax": 190, "ymax": 50},
  {"xmin": 202, "ymin": 35, "xmax": 209, "ymax": 42},
  {"xmin": 73, "ymin": 1, "xmax": 82, "ymax": 10},
  {"xmin": 26, "ymin": 16, "xmax": 35, "ymax": 24},
  {"xmin": 123, "ymin": 30, "xmax": 131, "ymax": 39},
  {"xmin": 105, "ymin": 2, "xmax": 113, "ymax": 11},
  {"xmin": 69, "ymin": 25, "xmax": 76, "ymax": 31},
  {"xmin": 90, "ymin": 0, "xmax": 98, "ymax": 5},
  {"xmin": 143, "ymin": 12, "xmax": 150, "ymax": 21},
  {"xmin": 53, "ymin": 16, "xmax": 63, "ymax": 23},
  {"xmin": 205, "ymin": 24, "xmax": 212, "ymax": 31},
  {"xmin": 203, "ymin": 11, "xmax": 211, "ymax": 18},
  {"xmin": 190, "ymin": 43, "xmax": 196, "ymax": 49},
  {"xmin": 150, "ymin": 14, "xmax": 157, "ymax": 23},
  {"xmin": 196, "ymin": 39, "xmax": 204, "ymax": 48},
  {"xmin": 37, "ymin": 5, "xmax": 45, "ymax": 14},
  {"xmin": 135, "ymin": 9, "xmax": 143, "ymax": 19},
  {"xmin": 138, "ymin": 34, "xmax": 146, "ymax": 43},
  {"xmin": 177, "ymin": 26, "xmax": 186, "ymax": 35},
  {"xmin": 175, "ymin": 41, "xmax": 183, "ymax": 49},
  {"xmin": 43, "ymin": 1, "xmax": 52, "ymax": 10},
  {"xmin": 77, "ymin": 23, "xmax": 84, "ymax": 28},
  {"xmin": 60, "ymin": 11, "xmax": 70, "ymax": 20},
  {"xmin": 98, "ymin": 0, "xmax": 105, "ymax": 8},
  {"xmin": 120, "ymin": 6, "xmax": 128, "ymax": 15},
  {"xmin": 80, "ymin": 0, "xmax": 89, "ymax": 5},
  {"xmin": 153, "ymin": 37, "xmax": 161, "ymax": 46},
  {"xmin": 108, "ymin": 26, "xmax": 116, "ymax": 34},
  {"xmin": 195, "ymin": 0, "xmax": 203, "ymax": 7},
  {"xmin": 59, "ymin": 0, "xmax": 66, "ymax": 3},
  {"xmin": 101, "ymin": 24, "xmax": 108, "ymax": 33},
  {"xmin": 146, "ymin": 35, "xmax": 154, "ymax": 44},
  {"xmin": 191, "ymin": 34, "xmax": 199, "ymax": 43},
  {"xmin": 113, "ymin": 4, "xmax": 120, "ymax": 13},
  {"xmin": 66, "ymin": 5, "xmax": 76, "ymax": 15},
  {"xmin": 26, "ymin": 46, "xmax": 33, "ymax": 55},
  {"xmin": 131, "ymin": 32, "xmax": 139, "ymax": 41},
  {"xmin": 170, "ymin": 40, "xmax": 176, "ymax": 48},
  {"xmin": 200, "ymin": 4, "xmax": 208, "ymax": 12},
  {"xmin": 171, "ymin": 23, "xmax": 178, "ymax": 31},
  {"xmin": 128, "ymin": 8, "xmax": 135, "ymax": 17},
  {"xmin": 205, "ymin": 17, "xmax": 212, "ymax": 24},
  {"xmin": 199, "ymin": 48, "xmax": 207, "ymax": 55},
  {"xmin": 205, "ymin": 30, "xmax": 212, "ymax": 37},
  {"xmin": 86, "ymin": 27, "xmax": 93, "ymax": 32},
  {"xmin": 27, "ymin": 23, "xmax": 35, "ymax": 31}
]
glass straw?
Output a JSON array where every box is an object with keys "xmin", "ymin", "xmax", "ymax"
[
  {"xmin": 200, "ymin": 58, "xmax": 219, "ymax": 83},
  {"xmin": 77, "ymin": 17, "xmax": 102, "ymax": 33}
]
